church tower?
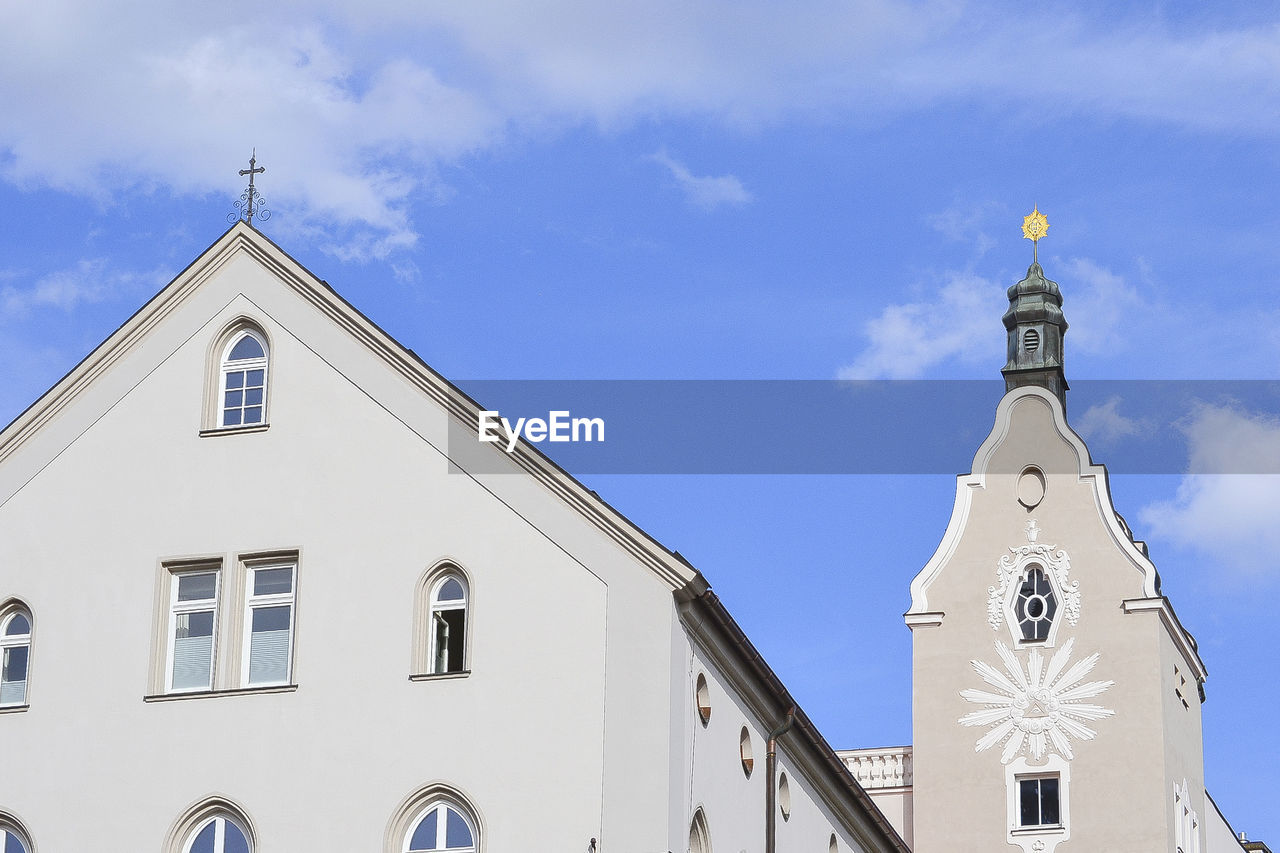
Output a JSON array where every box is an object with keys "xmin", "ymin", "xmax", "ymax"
[{"xmin": 902, "ymin": 215, "xmax": 1212, "ymax": 852}]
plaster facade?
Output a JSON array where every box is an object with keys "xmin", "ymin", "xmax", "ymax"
[{"xmin": 0, "ymin": 224, "xmax": 905, "ymax": 853}]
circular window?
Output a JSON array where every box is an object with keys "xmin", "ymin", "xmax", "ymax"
[
  {"xmin": 778, "ymin": 772, "xmax": 791, "ymax": 821},
  {"xmin": 1023, "ymin": 328, "xmax": 1041, "ymax": 353},
  {"xmin": 1017, "ymin": 466, "xmax": 1046, "ymax": 509},
  {"xmin": 740, "ymin": 727, "xmax": 754, "ymax": 778},
  {"xmin": 695, "ymin": 673, "xmax": 711, "ymax": 726},
  {"xmin": 830, "ymin": 833, "xmax": 839, "ymax": 853}
]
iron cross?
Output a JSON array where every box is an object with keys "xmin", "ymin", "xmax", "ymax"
[{"xmin": 238, "ymin": 150, "xmax": 266, "ymax": 225}]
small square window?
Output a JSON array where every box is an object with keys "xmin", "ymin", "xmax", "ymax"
[{"xmin": 1018, "ymin": 776, "xmax": 1060, "ymax": 828}]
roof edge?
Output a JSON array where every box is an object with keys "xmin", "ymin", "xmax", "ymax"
[
  {"xmin": 0, "ymin": 222, "xmax": 700, "ymax": 592},
  {"xmin": 680, "ymin": 589, "xmax": 912, "ymax": 853}
]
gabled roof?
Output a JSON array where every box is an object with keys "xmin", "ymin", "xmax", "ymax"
[
  {"xmin": 0, "ymin": 222, "xmax": 701, "ymax": 591},
  {"xmin": 0, "ymin": 222, "xmax": 907, "ymax": 849}
]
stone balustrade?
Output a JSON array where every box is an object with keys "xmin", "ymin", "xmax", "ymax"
[{"xmin": 837, "ymin": 746, "xmax": 913, "ymax": 790}]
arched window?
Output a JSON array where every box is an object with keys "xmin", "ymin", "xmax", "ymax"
[
  {"xmin": 413, "ymin": 564, "xmax": 472, "ymax": 678},
  {"xmin": 1016, "ymin": 566, "xmax": 1058, "ymax": 642},
  {"xmin": 0, "ymin": 815, "xmax": 32, "ymax": 853},
  {"xmin": 404, "ymin": 801, "xmax": 477, "ymax": 852},
  {"xmin": 0, "ymin": 604, "xmax": 32, "ymax": 706},
  {"xmin": 183, "ymin": 815, "xmax": 251, "ymax": 853},
  {"xmin": 428, "ymin": 575, "xmax": 468, "ymax": 674},
  {"xmin": 165, "ymin": 797, "xmax": 255, "ymax": 853},
  {"xmin": 688, "ymin": 808, "xmax": 710, "ymax": 853},
  {"xmin": 218, "ymin": 329, "xmax": 269, "ymax": 428}
]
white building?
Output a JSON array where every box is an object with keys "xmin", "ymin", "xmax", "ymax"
[
  {"xmin": 839, "ymin": 259, "xmax": 1271, "ymax": 853},
  {"xmin": 0, "ymin": 223, "xmax": 908, "ymax": 853}
]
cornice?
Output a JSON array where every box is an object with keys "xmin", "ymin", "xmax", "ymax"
[{"xmin": 1121, "ymin": 596, "xmax": 1209, "ymax": 683}]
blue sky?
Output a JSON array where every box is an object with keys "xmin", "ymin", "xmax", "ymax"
[{"xmin": 2, "ymin": 0, "xmax": 1279, "ymax": 842}]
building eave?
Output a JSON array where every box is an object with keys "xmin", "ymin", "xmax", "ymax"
[{"xmin": 680, "ymin": 589, "xmax": 913, "ymax": 853}]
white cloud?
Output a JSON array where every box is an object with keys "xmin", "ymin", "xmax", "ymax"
[
  {"xmin": 650, "ymin": 150, "xmax": 752, "ymax": 210},
  {"xmin": 1055, "ymin": 258, "xmax": 1142, "ymax": 356},
  {"xmin": 1074, "ymin": 396, "xmax": 1144, "ymax": 444},
  {"xmin": 1, "ymin": 2, "xmax": 1278, "ymax": 252},
  {"xmin": 838, "ymin": 272, "xmax": 1005, "ymax": 379},
  {"xmin": 0, "ymin": 260, "xmax": 164, "ymax": 317},
  {"xmin": 1141, "ymin": 405, "xmax": 1280, "ymax": 574}
]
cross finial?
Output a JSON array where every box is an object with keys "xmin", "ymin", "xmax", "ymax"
[
  {"xmin": 1021, "ymin": 206, "xmax": 1049, "ymax": 264},
  {"xmin": 229, "ymin": 149, "xmax": 271, "ymax": 226}
]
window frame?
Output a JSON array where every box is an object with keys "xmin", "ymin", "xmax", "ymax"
[
  {"xmin": 239, "ymin": 560, "xmax": 297, "ymax": 688},
  {"xmin": 1005, "ymin": 755, "xmax": 1070, "ymax": 851},
  {"xmin": 404, "ymin": 802, "xmax": 478, "ymax": 853},
  {"xmin": 0, "ymin": 811, "xmax": 33, "ymax": 853},
  {"xmin": 1014, "ymin": 565, "xmax": 1058, "ymax": 643},
  {"xmin": 0, "ymin": 601, "xmax": 32, "ymax": 709},
  {"xmin": 165, "ymin": 568, "xmax": 221, "ymax": 694},
  {"xmin": 385, "ymin": 785, "xmax": 483, "ymax": 853},
  {"xmin": 148, "ymin": 551, "xmax": 301, "ymax": 699},
  {"xmin": 411, "ymin": 562, "xmax": 473, "ymax": 680},
  {"xmin": 688, "ymin": 807, "xmax": 711, "ymax": 853},
  {"xmin": 1015, "ymin": 774, "xmax": 1061, "ymax": 829},
  {"xmin": 166, "ymin": 797, "xmax": 256, "ymax": 853},
  {"xmin": 182, "ymin": 815, "xmax": 253, "ymax": 853},
  {"xmin": 202, "ymin": 319, "xmax": 272, "ymax": 435},
  {"xmin": 1000, "ymin": 556, "xmax": 1069, "ymax": 648}
]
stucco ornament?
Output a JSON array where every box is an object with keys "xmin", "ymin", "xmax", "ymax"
[
  {"xmin": 987, "ymin": 519, "xmax": 1081, "ymax": 632},
  {"xmin": 959, "ymin": 638, "xmax": 1114, "ymax": 764}
]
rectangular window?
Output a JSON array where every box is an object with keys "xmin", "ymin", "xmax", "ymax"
[
  {"xmin": 1018, "ymin": 776, "xmax": 1060, "ymax": 828},
  {"xmin": 167, "ymin": 570, "xmax": 219, "ymax": 692},
  {"xmin": 241, "ymin": 563, "xmax": 296, "ymax": 686}
]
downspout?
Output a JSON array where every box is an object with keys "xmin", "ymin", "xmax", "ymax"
[{"xmin": 765, "ymin": 706, "xmax": 797, "ymax": 853}]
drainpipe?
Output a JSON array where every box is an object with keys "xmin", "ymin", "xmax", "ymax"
[{"xmin": 765, "ymin": 706, "xmax": 797, "ymax": 853}]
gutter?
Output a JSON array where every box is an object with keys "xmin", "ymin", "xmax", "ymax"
[{"xmin": 687, "ymin": 589, "xmax": 912, "ymax": 853}]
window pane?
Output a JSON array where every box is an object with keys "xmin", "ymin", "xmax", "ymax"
[
  {"xmin": 229, "ymin": 335, "xmax": 265, "ymax": 361},
  {"xmin": 4, "ymin": 613, "xmax": 30, "ymax": 635},
  {"xmin": 243, "ymin": 407, "xmax": 263, "ymax": 425},
  {"xmin": 443, "ymin": 610, "xmax": 465, "ymax": 673},
  {"xmin": 4, "ymin": 832, "xmax": 28, "ymax": 853},
  {"xmin": 224, "ymin": 390, "xmax": 244, "ymax": 408},
  {"xmin": 437, "ymin": 578, "xmax": 464, "ymax": 602},
  {"xmin": 223, "ymin": 409, "xmax": 243, "ymax": 427},
  {"xmin": 248, "ymin": 605, "xmax": 292, "ymax": 685},
  {"xmin": 225, "ymin": 371, "xmax": 246, "ymax": 390},
  {"xmin": 1, "ymin": 646, "xmax": 28, "ymax": 703},
  {"xmin": 1040, "ymin": 778, "xmax": 1060, "ymax": 825},
  {"xmin": 190, "ymin": 820, "xmax": 216, "ymax": 853},
  {"xmin": 172, "ymin": 615, "xmax": 214, "ymax": 690},
  {"xmin": 3, "ymin": 646, "xmax": 29, "ymax": 683},
  {"xmin": 178, "ymin": 573, "xmax": 217, "ymax": 601},
  {"xmin": 445, "ymin": 808, "xmax": 473, "ymax": 847},
  {"xmin": 409, "ymin": 810, "xmax": 438, "ymax": 851},
  {"xmin": 1019, "ymin": 779, "xmax": 1040, "ymax": 826},
  {"xmin": 223, "ymin": 821, "xmax": 250, "ymax": 853},
  {"xmin": 252, "ymin": 605, "xmax": 291, "ymax": 632},
  {"xmin": 246, "ymin": 369, "xmax": 265, "ymax": 386},
  {"xmin": 433, "ymin": 613, "xmax": 450, "ymax": 674},
  {"xmin": 177, "ymin": 610, "xmax": 214, "ymax": 638},
  {"xmin": 244, "ymin": 388, "xmax": 264, "ymax": 406},
  {"xmin": 253, "ymin": 568, "xmax": 293, "ymax": 596}
]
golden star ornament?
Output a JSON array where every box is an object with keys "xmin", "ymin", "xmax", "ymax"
[{"xmin": 1022, "ymin": 207, "xmax": 1049, "ymax": 242}]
